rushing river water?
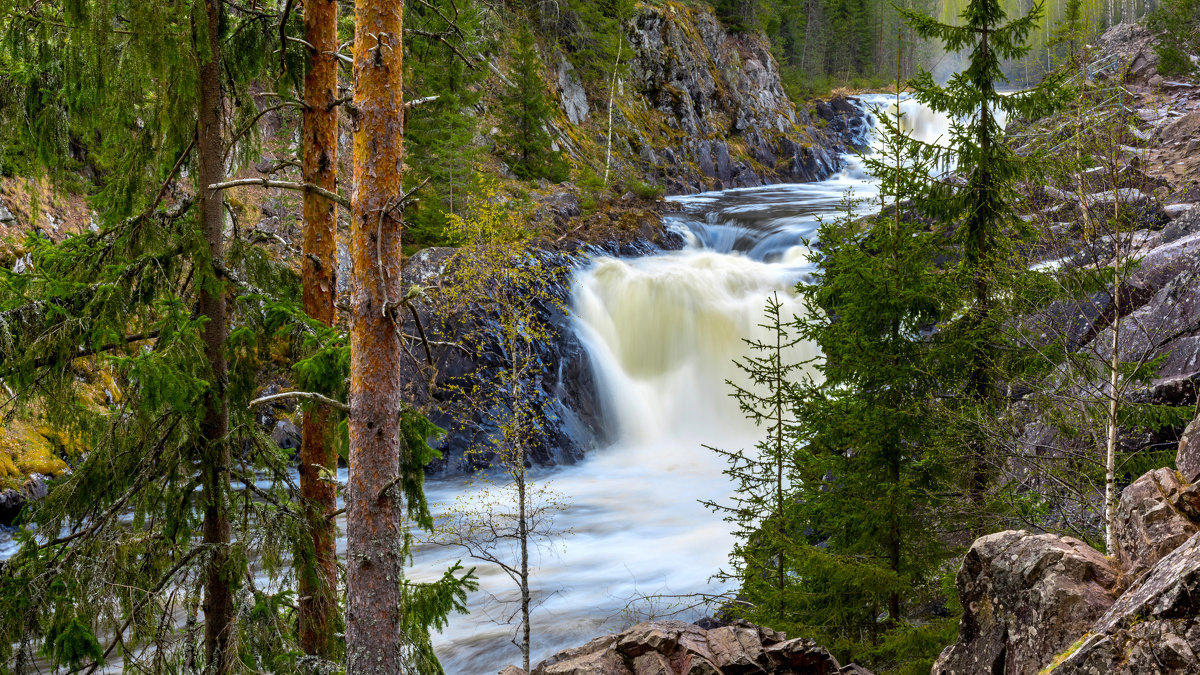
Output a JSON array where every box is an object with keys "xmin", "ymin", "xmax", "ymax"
[
  {"xmin": 0, "ymin": 94, "xmax": 956, "ymax": 674},
  {"xmin": 415, "ymin": 94, "xmax": 956, "ymax": 673}
]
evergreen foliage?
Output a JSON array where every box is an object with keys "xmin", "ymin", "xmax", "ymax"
[
  {"xmin": 498, "ymin": 29, "xmax": 568, "ymax": 184},
  {"xmin": 786, "ymin": 100, "xmax": 959, "ymax": 670},
  {"xmin": 405, "ymin": 0, "xmax": 488, "ymax": 247},
  {"xmin": 1147, "ymin": 0, "xmax": 1200, "ymax": 77},
  {"xmin": 900, "ymin": 0, "xmax": 1064, "ymax": 526},
  {"xmin": 703, "ymin": 293, "xmax": 807, "ymax": 625},
  {"xmin": 0, "ymin": 2, "xmax": 475, "ymax": 671}
]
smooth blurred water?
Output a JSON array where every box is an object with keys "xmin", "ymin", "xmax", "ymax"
[{"xmin": 417, "ymin": 94, "xmax": 961, "ymax": 673}]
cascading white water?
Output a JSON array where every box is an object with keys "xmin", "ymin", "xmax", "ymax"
[{"xmin": 413, "ymin": 94, "xmax": 959, "ymax": 674}]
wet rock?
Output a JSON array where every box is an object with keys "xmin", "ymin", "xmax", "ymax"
[
  {"xmin": 1178, "ymin": 414, "xmax": 1200, "ymax": 483},
  {"xmin": 1052, "ymin": 532, "xmax": 1200, "ymax": 674},
  {"xmin": 0, "ymin": 475, "xmax": 48, "ymax": 526},
  {"xmin": 932, "ymin": 530, "xmax": 1118, "ymax": 675},
  {"xmin": 0, "ymin": 200, "xmax": 15, "ymax": 224},
  {"xmin": 526, "ymin": 620, "xmax": 849, "ymax": 674},
  {"xmin": 1112, "ymin": 467, "xmax": 1199, "ymax": 583}
]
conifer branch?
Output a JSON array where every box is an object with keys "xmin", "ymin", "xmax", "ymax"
[
  {"xmin": 279, "ymin": 0, "xmax": 299, "ymax": 75},
  {"xmin": 84, "ymin": 545, "xmax": 205, "ymax": 674},
  {"xmin": 405, "ymin": 27, "xmax": 477, "ymax": 70},
  {"xmin": 142, "ymin": 134, "xmax": 196, "ymax": 221},
  {"xmin": 249, "ymin": 391, "xmax": 349, "ymax": 412},
  {"xmin": 0, "ymin": 331, "xmax": 161, "ymax": 378},
  {"xmin": 207, "ymin": 178, "xmax": 350, "ymax": 208}
]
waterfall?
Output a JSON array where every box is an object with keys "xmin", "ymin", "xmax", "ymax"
[{"xmin": 417, "ymin": 95, "xmax": 959, "ymax": 673}]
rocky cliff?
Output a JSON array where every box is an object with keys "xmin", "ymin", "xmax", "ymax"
[
  {"xmin": 554, "ymin": 2, "xmax": 868, "ymax": 195},
  {"xmin": 930, "ymin": 25, "xmax": 1200, "ymax": 674}
]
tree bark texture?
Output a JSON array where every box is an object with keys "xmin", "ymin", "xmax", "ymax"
[
  {"xmin": 196, "ymin": 0, "xmax": 235, "ymax": 671},
  {"xmin": 298, "ymin": 0, "xmax": 340, "ymax": 659},
  {"xmin": 345, "ymin": 1, "xmax": 407, "ymax": 672}
]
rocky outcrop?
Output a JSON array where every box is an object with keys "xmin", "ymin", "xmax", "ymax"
[
  {"xmin": 1095, "ymin": 23, "xmax": 1160, "ymax": 86},
  {"xmin": 1111, "ymin": 467, "xmax": 1198, "ymax": 582},
  {"xmin": 504, "ymin": 620, "xmax": 864, "ymax": 675},
  {"xmin": 396, "ymin": 211, "xmax": 686, "ymax": 475},
  {"xmin": 1049, "ymin": 531, "xmax": 1200, "ymax": 674},
  {"xmin": 938, "ymin": 460, "xmax": 1200, "ymax": 674},
  {"xmin": 931, "ymin": 531, "xmax": 1118, "ymax": 675},
  {"xmin": 608, "ymin": 4, "xmax": 866, "ymax": 195}
]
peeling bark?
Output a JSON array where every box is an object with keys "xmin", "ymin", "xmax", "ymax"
[
  {"xmin": 345, "ymin": 1, "xmax": 407, "ymax": 672},
  {"xmin": 298, "ymin": 0, "xmax": 341, "ymax": 659}
]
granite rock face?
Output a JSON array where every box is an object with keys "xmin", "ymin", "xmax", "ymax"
[
  {"xmin": 936, "ymin": 465, "xmax": 1200, "ymax": 674},
  {"xmin": 1112, "ymin": 467, "xmax": 1199, "ymax": 582},
  {"xmin": 1178, "ymin": 414, "xmax": 1200, "ymax": 483},
  {"xmin": 1050, "ymin": 532, "xmax": 1200, "ymax": 674},
  {"xmin": 931, "ymin": 531, "xmax": 1119, "ymax": 675},
  {"xmin": 614, "ymin": 4, "xmax": 865, "ymax": 195}
]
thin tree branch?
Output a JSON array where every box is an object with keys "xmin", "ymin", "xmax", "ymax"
[
  {"xmin": 208, "ymin": 178, "xmax": 350, "ymax": 209},
  {"xmin": 249, "ymin": 391, "xmax": 349, "ymax": 412}
]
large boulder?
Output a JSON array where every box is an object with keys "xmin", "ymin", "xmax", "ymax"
[
  {"xmin": 932, "ymin": 530, "xmax": 1119, "ymax": 675},
  {"xmin": 1112, "ymin": 467, "xmax": 1200, "ymax": 583},
  {"xmin": 1049, "ymin": 531, "xmax": 1200, "ymax": 674},
  {"xmin": 524, "ymin": 620, "xmax": 854, "ymax": 675}
]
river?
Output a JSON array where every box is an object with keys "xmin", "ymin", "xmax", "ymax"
[{"xmin": 415, "ymin": 94, "xmax": 956, "ymax": 673}]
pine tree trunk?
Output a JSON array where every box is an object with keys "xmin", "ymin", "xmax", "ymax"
[
  {"xmin": 298, "ymin": 0, "xmax": 340, "ymax": 659},
  {"xmin": 196, "ymin": 0, "xmax": 234, "ymax": 671},
  {"xmin": 346, "ymin": 1, "xmax": 407, "ymax": 672}
]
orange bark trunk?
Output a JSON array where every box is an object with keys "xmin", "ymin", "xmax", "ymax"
[
  {"xmin": 345, "ymin": 1, "xmax": 407, "ymax": 672},
  {"xmin": 196, "ymin": 0, "xmax": 234, "ymax": 671},
  {"xmin": 298, "ymin": 0, "xmax": 340, "ymax": 659}
]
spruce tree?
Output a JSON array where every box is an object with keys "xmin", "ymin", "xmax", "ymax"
[
  {"xmin": 405, "ymin": 0, "xmax": 486, "ymax": 247},
  {"xmin": 0, "ymin": 2, "xmax": 290, "ymax": 671},
  {"xmin": 703, "ymin": 293, "xmax": 807, "ymax": 626},
  {"xmin": 498, "ymin": 28, "xmax": 567, "ymax": 183},
  {"xmin": 784, "ymin": 99, "xmax": 958, "ymax": 666},
  {"xmin": 899, "ymin": 0, "xmax": 1063, "ymax": 523}
]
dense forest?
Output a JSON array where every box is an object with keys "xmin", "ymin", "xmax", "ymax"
[{"xmin": 0, "ymin": 0, "xmax": 1198, "ymax": 673}]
